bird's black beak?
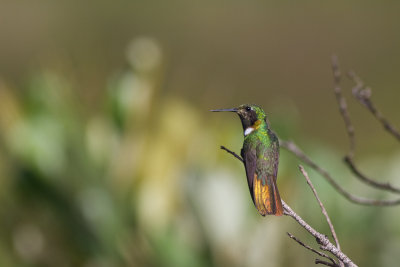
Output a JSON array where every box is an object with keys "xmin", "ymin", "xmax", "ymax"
[{"xmin": 210, "ymin": 108, "xmax": 238, "ymax": 112}]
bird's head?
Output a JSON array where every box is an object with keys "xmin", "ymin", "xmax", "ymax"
[{"xmin": 211, "ymin": 104, "xmax": 267, "ymax": 136}]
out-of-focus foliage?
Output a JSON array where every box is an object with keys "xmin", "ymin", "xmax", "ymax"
[{"xmin": 1, "ymin": 1, "xmax": 400, "ymax": 267}]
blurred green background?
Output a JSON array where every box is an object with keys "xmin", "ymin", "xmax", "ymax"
[{"xmin": 1, "ymin": 1, "xmax": 400, "ymax": 266}]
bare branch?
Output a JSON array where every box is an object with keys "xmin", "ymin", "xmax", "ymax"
[
  {"xmin": 330, "ymin": 58, "xmax": 400, "ymax": 194},
  {"xmin": 281, "ymin": 140, "xmax": 400, "ymax": 206},
  {"xmin": 331, "ymin": 55, "xmax": 355, "ymax": 158},
  {"xmin": 287, "ymin": 232, "xmax": 338, "ymax": 267},
  {"xmin": 299, "ymin": 165, "xmax": 341, "ymax": 251},
  {"xmin": 344, "ymin": 156, "xmax": 400, "ymax": 194},
  {"xmin": 222, "ymin": 139, "xmax": 400, "ymax": 200},
  {"xmin": 347, "ymin": 70, "xmax": 400, "ymax": 141},
  {"xmin": 283, "ymin": 201, "xmax": 357, "ymax": 267},
  {"xmin": 316, "ymin": 259, "xmax": 340, "ymax": 267}
]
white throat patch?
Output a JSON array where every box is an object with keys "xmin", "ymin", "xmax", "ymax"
[{"xmin": 244, "ymin": 127, "xmax": 254, "ymax": 136}]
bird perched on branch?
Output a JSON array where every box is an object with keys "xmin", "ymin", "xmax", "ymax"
[{"xmin": 211, "ymin": 104, "xmax": 283, "ymax": 216}]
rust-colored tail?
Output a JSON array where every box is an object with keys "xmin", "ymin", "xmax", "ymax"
[{"xmin": 253, "ymin": 174, "xmax": 283, "ymax": 216}]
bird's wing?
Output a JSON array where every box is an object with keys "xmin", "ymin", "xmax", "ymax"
[{"xmin": 241, "ymin": 145, "xmax": 256, "ymax": 203}]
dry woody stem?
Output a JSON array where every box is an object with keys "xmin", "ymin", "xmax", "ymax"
[
  {"xmin": 331, "ymin": 55, "xmax": 355, "ymax": 158},
  {"xmin": 287, "ymin": 232, "xmax": 338, "ymax": 267},
  {"xmin": 280, "ymin": 140, "xmax": 400, "ymax": 206},
  {"xmin": 298, "ymin": 165, "xmax": 340, "ymax": 250},
  {"xmin": 347, "ymin": 70, "xmax": 400, "ymax": 142},
  {"xmin": 283, "ymin": 201, "xmax": 356, "ymax": 267},
  {"xmin": 331, "ymin": 56, "xmax": 400, "ymax": 195}
]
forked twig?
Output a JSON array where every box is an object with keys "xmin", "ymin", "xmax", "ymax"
[
  {"xmin": 330, "ymin": 57, "xmax": 400, "ymax": 194},
  {"xmin": 223, "ymin": 140, "xmax": 400, "ymax": 206},
  {"xmin": 344, "ymin": 156, "xmax": 400, "ymax": 194},
  {"xmin": 315, "ymin": 259, "xmax": 340, "ymax": 267},
  {"xmin": 283, "ymin": 201, "xmax": 356, "ymax": 267},
  {"xmin": 280, "ymin": 140, "xmax": 400, "ymax": 206},
  {"xmin": 287, "ymin": 232, "xmax": 338, "ymax": 267},
  {"xmin": 347, "ymin": 70, "xmax": 400, "ymax": 141}
]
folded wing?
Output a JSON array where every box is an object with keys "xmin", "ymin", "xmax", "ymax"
[{"xmin": 242, "ymin": 139, "xmax": 283, "ymax": 216}]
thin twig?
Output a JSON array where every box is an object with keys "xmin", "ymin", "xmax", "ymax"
[
  {"xmin": 287, "ymin": 232, "xmax": 338, "ymax": 266},
  {"xmin": 220, "ymin": 145, "xmax": 243, "ymax": 162},
  {"xmin": 316, "ymin": 259, "xmax": 340, "ymax": 267},
  {"xmin": 299, "ymin": 165, "xmax": 341, "ymax": 251},
  {"xmin": 347, "ymin": 70, "xmax": 400, "ymax": 141},
  {"xmin": 283, "ymin": 201, "xmax": 357, "ymax": 267},
  {"xmin": 280, "ymin": 140, "xmax": 400, "ymax": 206},
  {"xmin": 344, "ymin": 156, "xmax": 400, "ymax": 194},
  {"xmin": 331, "ymin": 55, "xmax": 355, "ymax": 158}
]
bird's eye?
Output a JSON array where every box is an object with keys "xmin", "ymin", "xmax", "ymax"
[{"xmin": 246, "ymin": 106, "xmax": 251, "ymax": 111}]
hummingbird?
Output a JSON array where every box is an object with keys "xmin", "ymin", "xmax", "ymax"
[{"xmin": 211, "ymin": 104, "xmax": 283, "ymax": 216}]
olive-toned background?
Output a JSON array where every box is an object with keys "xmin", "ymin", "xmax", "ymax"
[{"xmin": 1, "ymin": 1, "xmax": 400, "ymax": 266}]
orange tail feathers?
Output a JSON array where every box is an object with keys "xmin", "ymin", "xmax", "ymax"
[{"xmin": 253, "ymin": 174, "xmax": 283, "ymax": 216}]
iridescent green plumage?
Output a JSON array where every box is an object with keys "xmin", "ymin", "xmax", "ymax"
[{"xmin": 211, "ymin": 104, "xmax": 283, "ymax": 216}]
